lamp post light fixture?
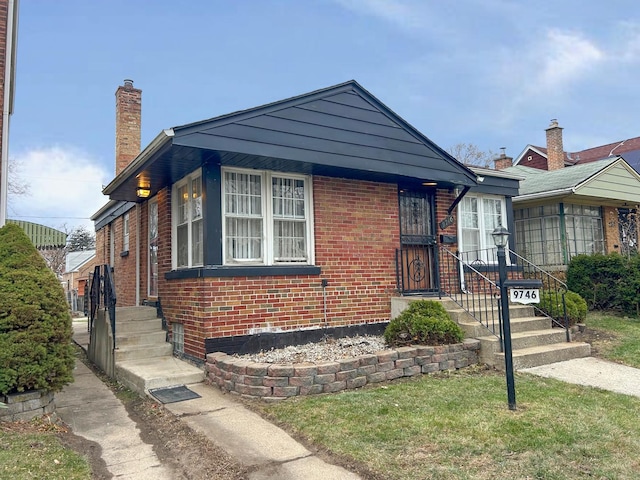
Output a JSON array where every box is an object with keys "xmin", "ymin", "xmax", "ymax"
[{"xmin": 491, "ymin": 226, "xmax": 517, "ymax": 411}]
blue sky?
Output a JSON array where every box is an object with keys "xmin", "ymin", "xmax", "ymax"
[{"xmin": 8, "ymin": 0, "xmax": 640, "ymax": 230}]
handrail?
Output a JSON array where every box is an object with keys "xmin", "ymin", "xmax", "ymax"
[
  {"xmin": 103, "ymin": 265, "xmax": 117, "ymax": 350},
  {"xmin": 508, "ymin": 249, "xmax": 570, "ymax": 341},
  {"xmin": 438, "ymin": 245, "xmax": 503, "ymax": 342},
  {"xmin": 88, "ymin": 264, "xmax": 118, "ymax": 350}
]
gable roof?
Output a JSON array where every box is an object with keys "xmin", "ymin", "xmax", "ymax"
[
  {"xmin": 514, "ymin": 136, "xmax": 640, "ymax": 169},
  {"xmin": 504, "ymin": 157, "xmax": 640, "ymax": 204},
  {"xmin": 103, "ymin": 81, "xmax": 479, "ymax": 202},
  {"xmin": 65, "ymin": 250, "xmax": 96, "ymax": 273}
]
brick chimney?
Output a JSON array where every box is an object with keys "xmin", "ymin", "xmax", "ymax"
[
  {"xmin": 115, "ymin": 79, "xmax": 142, "ymax": 176},
  {"xmin": 546, "ymin": 119, "xmax": 564, "ymax": 171},
  {"xmin": 494, "ymin": 147, "xmax": 513, "ymax": 170}
]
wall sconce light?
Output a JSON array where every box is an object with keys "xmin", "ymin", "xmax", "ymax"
[
  {"xmin": 422, "ymin": 181, "xmax": 437, "ymax": 187},
  {"xmin": 137, "ymin": 186, "xmax": 151, "ymax": 198}
]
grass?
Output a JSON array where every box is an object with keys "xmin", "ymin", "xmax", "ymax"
[
  {"xmin": 584, "ymin": 312, "xmax": 640, "ymax": 368},
  {"xmin": 262, "ymin": 326, "xmax": 640, "ymax": 480},
  {"xmin": 263, "ymin": 369, "xmax": 640, "ymax": 479},
  {"xmin": 0, "ymin": 417, "xmax": 91, "ymax": 480}
]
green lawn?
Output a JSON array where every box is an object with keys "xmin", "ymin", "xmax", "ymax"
[
  {"xmin": 261, "ymin": 313, "xmax": 640, "ymax": 479},
  {"xmin": 584, "ymin": 312, "xmax": 640, "ymax": 368},
  {"xmin": 0, "ymin": 418, "xmax": 91, "ymax": 480}
]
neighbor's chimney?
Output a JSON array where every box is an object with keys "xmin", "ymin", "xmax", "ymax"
[
  {"xmin": 546, "ymin": 119, "xmax": 564, "ymax": 171},
  {"xmin": 494, "ymin": 147, "xmax": 513, "ymax": 170},
  {"xmin": 115, "ymin": 79, "xmax": 142, "ymax": 176}
]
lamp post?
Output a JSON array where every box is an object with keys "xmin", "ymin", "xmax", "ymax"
[{"xmin": 492, "ymin": 226, "xmax": 517, "ymax": 411}]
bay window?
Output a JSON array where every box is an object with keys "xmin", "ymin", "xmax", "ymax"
[{"xmin": 173, "ymin": 170, "xmax": 203, "ymax": 268}]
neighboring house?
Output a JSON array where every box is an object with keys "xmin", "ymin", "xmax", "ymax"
[
  {"xmin": 62, "ymin": 249, "xmax": 97, "ymax": 313},
  {"xmin": 499, "ymin": 120, "xmax": 640, "ymax": 268},
  {"xmin": 7, "ymin": 219, "xmax": 67, "ymax": 249},
  {"xmin": 92, "ymin": 79, "xmax": 520, "ymax": 362}
]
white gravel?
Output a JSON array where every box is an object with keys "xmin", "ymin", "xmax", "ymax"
[{"xmin": 234, "ymin": 335, "xmax": 389, "ymax": 364}]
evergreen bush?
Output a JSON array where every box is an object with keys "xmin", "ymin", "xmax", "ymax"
[
  {"xmin": 384, "ymin": 300, "xmax": 464, "ymax": 347},
  {"xmin": 567, "ymin": 252, "xmax": 640, "ymax": 314},
  {"xmin": 0, "ymin": 223, "xmax": 74, "ymax": 395},
  {"xmin": 538, "ymin": 291, "xmax": 587, "ymax": 327}
]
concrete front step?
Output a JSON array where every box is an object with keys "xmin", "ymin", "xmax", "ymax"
[
  {"xmin": 115, "ymin": 306, "xmax": 159, "ymax": 322},
  {"xmin": 115, "ymin": 356, "xmax": 205, "ymax": 395},
  {"xmin": 457, "ymin": 316, "xmax": 550, "ymax": 338},
  {"xmin": 479, "ymin": 329, "xmax": 569, "ymax": 354},
  {"xmin": 494, "ymin": 342, "xmax": 592, "ymax": 370},
  {"xmin": 116, "ymin": 330, "xmax": 167, "ymax": 347},
  {"xmin": 116, "ymin": 318, "xmax": 163, "ymax": 334},
  {"xmin": 115, "ymin": 343, "xmax": 173, "ymax": 362}
]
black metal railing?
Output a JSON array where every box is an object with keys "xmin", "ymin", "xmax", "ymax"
[
  {"xmin": 88, "ymin": 265, "xmax": 118, "ymax": 350},
  {"xmin": 438, "ymin": 246, "xmax": 570, "ymax": 343},
  {"xmin": 438, "ymin": 245, "xmax": 502, "ymax": 340},
  {"xmin": 508, "ymin": 249, "xmax": 570, "ymax": 341}
]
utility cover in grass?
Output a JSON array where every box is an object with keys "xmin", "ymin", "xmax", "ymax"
[{"xmin": 149, "ymin": 385, "xmax": 201, "ymax": 404}]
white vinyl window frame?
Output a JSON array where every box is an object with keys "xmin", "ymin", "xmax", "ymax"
[
  {"xmin": 123, "ymin": 212, "xmax": 130, "ymax": 252},
  {"xmin": 171, "ymin": 168, "xmax": 204, "ymax": 269},
  {"xmin": 457, "ymin": 193, "xmax": 507, "ymax": 264},
  {"xmin": 222, "ymin": 167, "xmax": 315, "ymax": 266}
]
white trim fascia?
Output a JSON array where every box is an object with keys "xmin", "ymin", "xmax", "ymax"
[
  {"xmin": 513, "ymin": 187, "xmax": 575, "ymax": 202},
  {"xmin": 102, "ymin": 129, "xmax": 175, "ymax": 195}
]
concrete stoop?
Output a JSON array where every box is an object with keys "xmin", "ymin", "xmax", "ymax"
[
  {"xmin": 391, "ymin": 295, "xmax": 591, "ymax": 370},
  {"xmin": 112, "ymin": 306, "xmax": 204, "ymax": 396}
]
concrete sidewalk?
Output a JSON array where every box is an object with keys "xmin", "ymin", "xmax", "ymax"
[
  {"xmin": 63, "ymin": 318, "xmax": 360, "ymax": 479},
  {"xmin": 521, "ymin": 357, "xmax": 640, "ymax": 398}
]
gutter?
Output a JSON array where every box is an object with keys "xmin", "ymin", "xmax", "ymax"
[
  {"xmin": 513, "ymin": 187, "xmax": 575, "ymax": 202},
  {"xmin": 0, "ymin": 0, "xmax": 17, "ymax": 227},
  {"xmin": 102, "ymin": 128, "xmax": 174, "ymax": 195}
]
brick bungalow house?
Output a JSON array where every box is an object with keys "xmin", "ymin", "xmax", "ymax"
[
  {"xmin": 92, "ymin": 80, "xmax": 520, "ymax": 362},
  {"xmin": 497, "ymin": 120, "xmax": 640, "ymax": 268}
]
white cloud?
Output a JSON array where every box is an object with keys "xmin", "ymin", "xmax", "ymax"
[
  {"xmin": 533, "ymin": 30, "xmax": 604, "ymax": 91},
  {"xmin": 8, "ymin": 146, "xmax": 110, "ymax": 232}
]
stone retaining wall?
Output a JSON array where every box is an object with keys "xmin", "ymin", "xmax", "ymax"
[
  {"xmin": 0, "ymin": 390, "xmax": 55, "ymax": 422},
  {"xmin": 205, "ymin": 339, "xmax": 481, "ymax": 400}
]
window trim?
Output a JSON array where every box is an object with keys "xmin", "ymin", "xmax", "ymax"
[
  {"xmin": 122, "ymin": 212, "xmax": 130, "ymax": 253},
  {"xmin": 457, "ymin": 193, "xmax": 506, "ymax": 263},
  {"xmin": 171, "ymin": 168, "xmax": 204, "ymax": 269},
  {"xmin": 221, "ymin": 167, "xmax": 315, "ymax": 266}
]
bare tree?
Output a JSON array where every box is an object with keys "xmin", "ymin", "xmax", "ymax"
[
  {"xmin": 8, "ymin": 159, "xmax": 29, "ymax": 196},
  {"xmin": 447, "ymin": 143, "xmax": 496, "ymax": 168},
  {"xmin": 40, "ymin": 246, "xmax": 67, "ymax": 277}
]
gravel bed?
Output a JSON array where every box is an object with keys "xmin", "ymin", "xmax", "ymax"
[{"xmin": 234, "ymin": 335, "xmax": 389, "ymax": 364}]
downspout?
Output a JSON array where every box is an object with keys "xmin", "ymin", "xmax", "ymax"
[
  {"xmin": 0, "ymin": 0, "xmax": 17, "ymax": 227},
  {"xmin": 135, "ymin": 203, "xmax": 140, "ymax": 305}
]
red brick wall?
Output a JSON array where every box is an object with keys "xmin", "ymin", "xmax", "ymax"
[
  {"xmin": 111, "ymin": 209, "xmax": 137, "ymax": 306},
  {"xmin": 159, "ymin": 177, "xmax": 402, "ymax": 358},
  {"xmin": 105, "ymin": 177, "xmax": 461, "ymax": 360}
]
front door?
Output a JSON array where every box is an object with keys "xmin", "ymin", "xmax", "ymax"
[
  {"xmin": 397, "ymin": 188, "xmax": 437, "ymax": 293},
  {"xmin": 148, "ymin": 199, "xmax": 159, "ymax": 297}
]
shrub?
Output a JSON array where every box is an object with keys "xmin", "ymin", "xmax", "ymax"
[
  {"xmin": 0, "ymin": 223, "xmax": 74, "ymax": 395},
  {"xmin": 567, "ymin": 252, "xmax": 640, "ymax": 314},
  {"xmin": 538, "ymin": 291, "xmax": 587, "ymax": 327},
  {"xmin": 384, "ymin": 300, "xmax": 464, "ymax": 347}
]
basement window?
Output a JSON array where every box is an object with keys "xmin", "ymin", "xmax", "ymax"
[{"xmin": 172, "ymin": 323, "xmax": 184, "ymax": 355}]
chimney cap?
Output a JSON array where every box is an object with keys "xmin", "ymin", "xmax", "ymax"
[
  {"xmin": 549, "ymin": 118, "xmax": 559, "ymax": 128},
  {"xmin": 123, "ymin": 79, "xmax": 134, "ymax": 88},
  {"xmin": 500, "ymin": 147, "xmax": 506, "ymax": 157}
]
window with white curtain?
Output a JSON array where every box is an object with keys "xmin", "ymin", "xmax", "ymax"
[
  {"xmin": 223, "ymin": 168, "xmax": 313, "ymax": 265},
  {"xmin": 458, "ymin": 194, "xmax": 505, "ymax": 263},
  {"xmin": 172, "ymin": 169, "xmax": 203, "ymax": 268}
]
